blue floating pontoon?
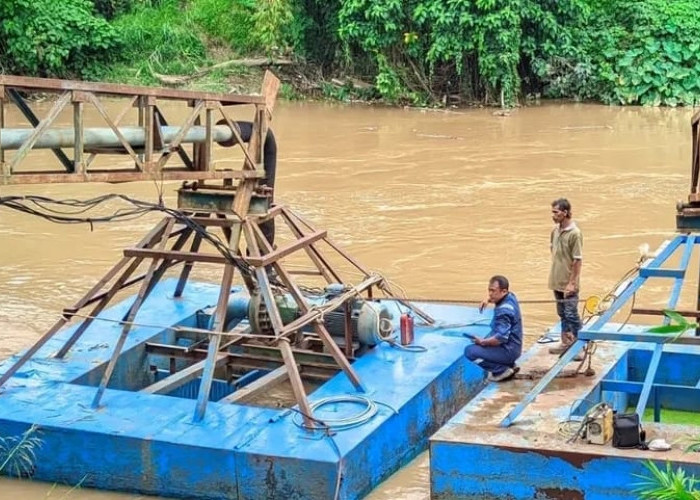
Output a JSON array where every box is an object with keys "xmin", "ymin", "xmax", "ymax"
[{"xmin": 0, "ymin": 278, "xmax": 488, "ymax": 499}]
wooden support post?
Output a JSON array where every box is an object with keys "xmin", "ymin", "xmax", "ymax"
[
  {"xmin": 144, "ymin": 96, "xmax": 155, "ymax": 170},
  {"xmin": 193, "ymin": 263, "xmax": 235, "ymax": 422},
  {"xmin": 249, "ymin": 222, "xmax": 365, "ymax": 391},
  {"xmin": 203, "ymin": 102, "xmax": 215, "ymax": 171},
  {"xmin": 92, "ymin": 218, "xmax": 176, "ymax": 408},
  {"xmin": 174, "ymin": 233, "xmax": 202, "ymax": 297},
  {"xmin": 243, "ymin": 223, "xmax": 285, "ymax": 335},
  {"xmin": 278, "ymin": 338, "xmax": 314, "ymax": 429},
  {"xmin": 71, "ymin": 92, "xmax": 87, "ymax": 174}
]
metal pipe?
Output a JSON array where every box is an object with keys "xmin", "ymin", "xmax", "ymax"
[{"xmin": 0, "ymin": 125, "xmax": 236, "ymax": 150}]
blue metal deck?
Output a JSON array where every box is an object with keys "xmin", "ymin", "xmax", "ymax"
[
  {"xmin": 429, "ymin": 335, "xmax": 700, "ymax": 500},
  {"xmin": 0, "ymin": 279, "xmax": 487, "ymax": 499}
]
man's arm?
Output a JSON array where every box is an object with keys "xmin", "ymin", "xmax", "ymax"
[
  {"xmin": 475, "ymin": 313, "xmax": 512, "ymax": 347},
  {"xmin": 568, "ymin": 259, "xmax": 582, "ymax": 287},
  {"xmin": 565, "ymin": 231, "xmax": 583, "ymax": 296}
]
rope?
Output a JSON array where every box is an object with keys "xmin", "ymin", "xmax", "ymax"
[{"xmin": 59, "ymin": 312, "xmax": 281, "ymax": 339}]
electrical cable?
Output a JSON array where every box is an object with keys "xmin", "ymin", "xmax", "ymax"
[
  {"xmin": 291, "ymin": 395, "xmax": 380, "ymax": 431},
  {"xmin": 0, "ymin": 193, "xmax": 257, "ymax": 277}
]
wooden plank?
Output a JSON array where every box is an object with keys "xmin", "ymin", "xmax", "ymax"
[
  {"xmin": 189, "ymin": 217, "xmax": 237, "ymax": 227},
  {"xmin": 246, "ymin": 230, "xmax": 327, "ymax": 267},
  {"xmin": 0, "ymin": 75, "xmax": 265, "ymax": 105},
  {"xmin": 88, "ymin": 95, "xmax": 138, "ymax": 168},
  {"xmin": 261, "ymin": 70, "xmax": 281, "ymax": 116},
  {"xmin": 219, "ymin": 366, "xmax": 289, "ymax": 403},
  {"xmin": 142, "ymin": 353, "xmax": 227, "ymax": 394},
  {"xmin": 5, "ymin": 88, "xmax": 73, "ymax": 171},
  {"xmin": 635, "ymin": 344, "xmax": 664, "ymax": 418},
  {"xmin": 193, "ymin": 263, "xmax": 236, "ymax": 422},
  {"xmin": 253, "ymin": 204, "xmax": 284, "ymax": 224},
  {"xmin": 278, "ymin": 274, "xmax": 383, "ymax": 336}
]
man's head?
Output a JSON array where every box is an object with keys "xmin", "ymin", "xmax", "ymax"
[
  {"xmin": 551, "ymin": 198, "xmax": 572, "ymax": 225},
  {"xmin": 488, "ymin": 275, "xmax": 509, "ymax": 303}
]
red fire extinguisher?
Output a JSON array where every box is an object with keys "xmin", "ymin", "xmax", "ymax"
[{"xmin": 400, "ymin": 312, "xmax": 414, "ymax": 346}]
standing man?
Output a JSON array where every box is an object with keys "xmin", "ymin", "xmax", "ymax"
[
  {"xmin": 548, "ymin": 198, "xmax": 583, "ymax": 355},
  {"xmin": 465, "ymin": 275, "xmax": 523, "ymax": 382}
]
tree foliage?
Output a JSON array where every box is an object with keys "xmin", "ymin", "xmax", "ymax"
[
  {"xmin": 0, "ymin": 0, "xmax": 121, "ymax": 78},
  {"xmin": 1, "ymin": 0, "xmax": 700, "ymax": 106},
  {"xmin": 337, "ymin": 0, "xmax": 588, "ymax": 105}
]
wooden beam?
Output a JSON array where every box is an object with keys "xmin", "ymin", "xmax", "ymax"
[
  {"xmin": 219, "ymin": 366, "xmax": 288, "ymax": 403},
  {"xmin": 632, "ymin": 307, "xmax": 700, "ymax": 318},
  {"xmin": 123, "ymin": 248, "xmax": 229, "ymax": 265},
  {"xmin": 246, "ymin": 230, "xmax": 327, "ymax": 267},
  {"xmin": 142, "ymin": 354, "xmax": 227, "ymax": 394},
  {"xmin": 1, "ymin": 169, "xmax": 262, "ymax": 186},
  {"xmin": 193, "ymin": 263, "xmax": 236, "ymax": 422},
  {"xmin": 250, "ymin": 222, "xmax": 364, "ymax": 390},
  {"xmin": 0, "ymin": 75, "xmax": 265, "ymax": 105}
]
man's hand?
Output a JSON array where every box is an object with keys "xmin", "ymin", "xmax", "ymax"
[
  {"xmin": 473, "ymin": 336, "xmax": 484, "ymax": 346},
  {"xmin": 564, "ymin": 282, "xmax": 577, "ymax": 297},
  {"xmin": 479, "ymin": 297, "xmax": 489, "ymax": 313}
]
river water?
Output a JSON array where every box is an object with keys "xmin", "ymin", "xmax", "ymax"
[{"xmin": 0, "ymin": 99, "xmax": 697, "ymax": 499}]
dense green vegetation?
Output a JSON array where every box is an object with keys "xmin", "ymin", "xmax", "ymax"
[{"xmin": 1, "ymin": 0, "xmax": 700, "ymax": 106}]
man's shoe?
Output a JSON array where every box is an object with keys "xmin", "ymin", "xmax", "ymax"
[
  {"xmin": 488, "ymin": 366, "xmax": 520, "ymax": 382},
  {"xmin": 548, "ymin": 331, "xmax": 575, "ymax": 354}
]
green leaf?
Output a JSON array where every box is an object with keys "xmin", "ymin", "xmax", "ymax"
[
  {"xmin": 664, "ymin": 309, "xmax": 688, "ymax": 326},
  {"xmin": 647, "ymin": 324, "xmax": 687, "ymax": 334}
]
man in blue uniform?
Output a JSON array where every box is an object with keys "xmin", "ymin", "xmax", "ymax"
[{"xmin": 465, "ymin": 275, "xmax": 523, "ymax": 382}]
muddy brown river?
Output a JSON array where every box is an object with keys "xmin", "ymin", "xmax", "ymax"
[{"xmin": 0, "ymin": 99, "xmax": 697, "ymax": 498}]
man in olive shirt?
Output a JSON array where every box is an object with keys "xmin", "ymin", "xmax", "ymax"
[{"xmin": 548, "ymin": 198, "xmax": 583, "ymax": 355}]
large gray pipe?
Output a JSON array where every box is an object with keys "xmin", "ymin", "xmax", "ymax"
[{"xmin": 0, "ymin": 125, "xmax": 236, "ymax": 150}]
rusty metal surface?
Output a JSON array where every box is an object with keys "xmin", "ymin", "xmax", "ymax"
[
  {"xmin": 0, "ymin": 74, "xmax": 273, "ymax": 185},
  {"xmin": 177, "ymin": 187, "xmax": 270, "ymax": 214},
  {"xmin": 0, "ymin": 75, "xmax": 265, "ymax": 105}
]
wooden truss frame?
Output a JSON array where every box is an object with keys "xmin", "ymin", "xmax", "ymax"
[{"xmin": 0, "ymin": 72, "xmax": 434, "ymax": 423}]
